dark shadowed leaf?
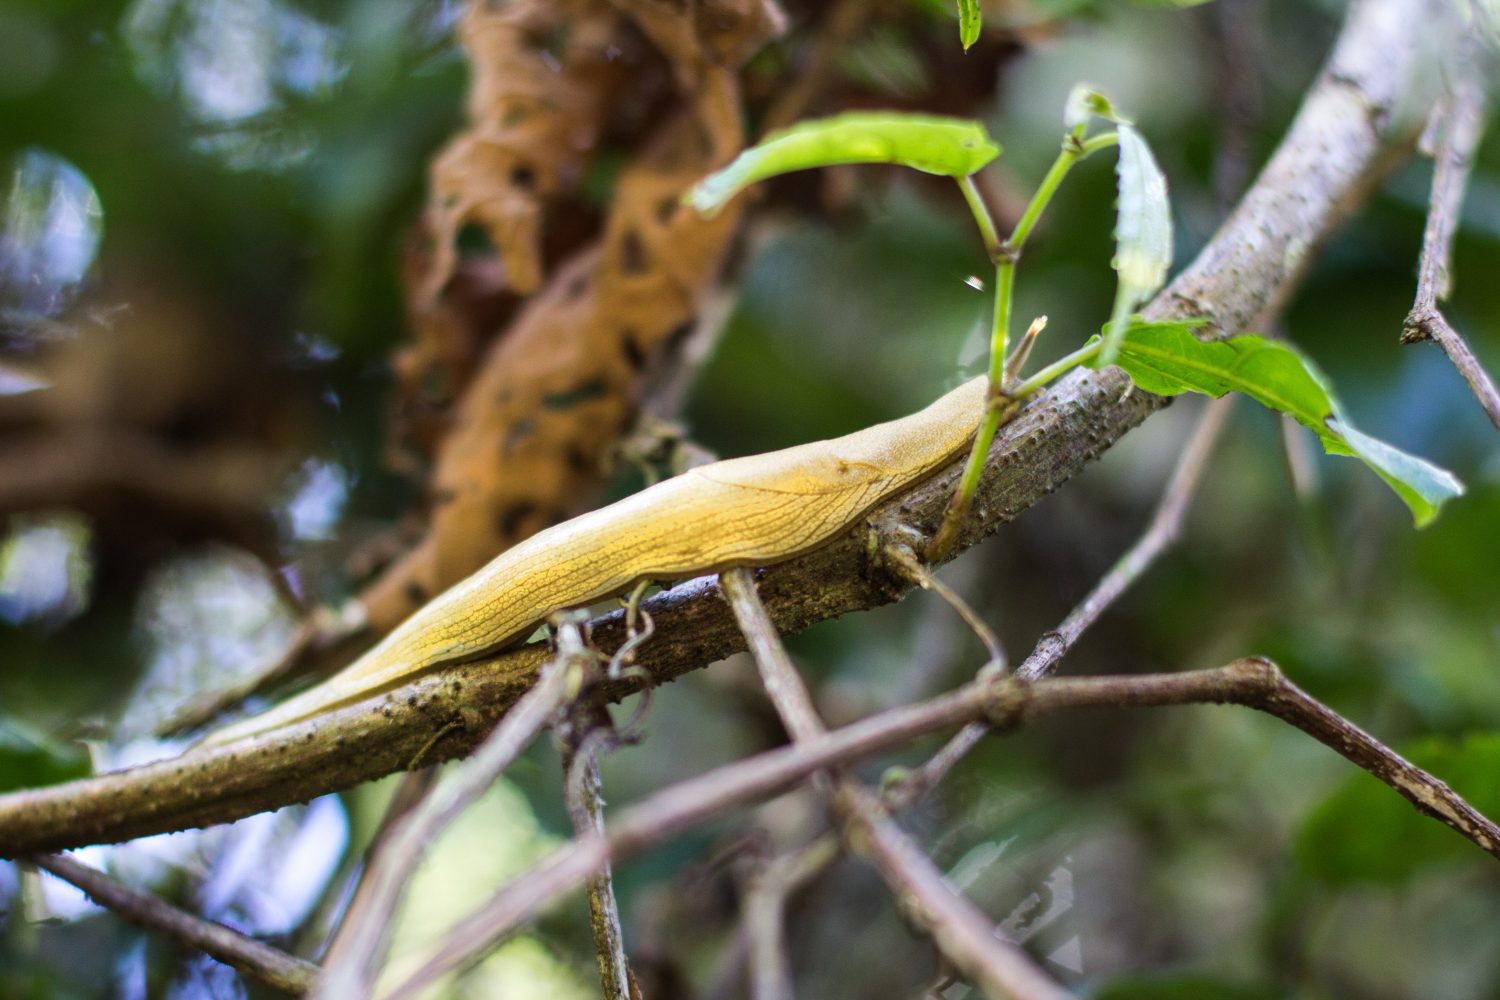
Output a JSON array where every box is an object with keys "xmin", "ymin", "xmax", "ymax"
[
  {"xmin": 0, "ymin": 715, "xmax": 89, "ymax": 793},
  {"xmin": 1091, "ymin": 972, "xmax": 1281, "ymax": 1000}
]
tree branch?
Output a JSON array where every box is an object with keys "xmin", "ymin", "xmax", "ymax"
[
  {"xmin": 0, "ymin": 0, "xmax": 1432, "ymax": 858},
  {"xmin": 1399, "ymin": 74, "xmax": 1499, "ymax": 430},
  {"xmin": 896, "ymin": 394, "xmax": 1233, "ymax": 803},
  {"xmin": 741, "ymin": 835, "xmax": 840, "ymax": 1000},
  {"xmin": 562, "ymin": 719, "xmax": 636, "ymax": 1000},
  {"xmin": 374, "ymin": 654, "xmax": 1500, "ymax": 1000},
  {"xmin": 313, "ymin": 623, "xmax": 588, "ymax": 998},
  {"xmin": 722, "ymin": 566, "xmax": 1068, "ymax": 1000}
]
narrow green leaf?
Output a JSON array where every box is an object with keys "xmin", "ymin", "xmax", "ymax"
[
  {"xmin": 957, "ymin": 0, "xmax": 982, "ymax": 50},
  {"xmin": 1086, "ymin": 321, "xmax": 1465, "ymax": 525},
  {"xmin": 1100, "ymin": 124, "xmax": 1173, "ymax": 365},
  {"xmin": 686, "ymin": 112, "xmax": 1001, "ymax": 217}
]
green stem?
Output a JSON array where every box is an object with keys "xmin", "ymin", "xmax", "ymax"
[
  {"xmin": 957, "ymin": 175, "xmax": 1002, "ymax": 262},
  {"xmin": 926, "ymin": 131, "xmax": 1119, "ymax": 563},
  {"xmin": 1097, "ymin": 276, "xmax": 1137, "ymax": 368},
  {"xmin": 990, "ymin": 131, "xmax": 1118, "ymax": 397},
  {"xmin": 950, "ymin": 394, "xmax": 1008, "ymax": 523},
  {"xmin": 925, "ymin": 336, "xmax": 1106, "ymax": 563},
  {"xmin": 1008, "ymin": 338, "xmax": 1104, "ymax": 398},
  {"xmin": 1079, "ymin": 131, "xmax": 1120, "ymax": 158},
  {"xmin": 987, "ymin": 263, "xmax": 1015, "ymax": 386},
  {"xmin": 961, "ymin": 340, "xmax": 1104, "ymax": 498},
  {"xmin": 1007, "ymin": 131, "xmax": 1116, "ymax": 252}
]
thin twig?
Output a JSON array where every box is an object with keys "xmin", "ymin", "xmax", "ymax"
[
  {"xmin": 379, "ymin": 655, "xmax": 1500, "ymax": 1000},
  {"xmin": 742, "ymin": 836, "xmax": 840, "ymax": 1000},
  {"xmin": 30, "ymin": 852, "xmax": 318, "ymax": 995},
  {"xmin": 901, "ymin": 396, "xmax": 1233, "ymax": 803},
  {"xmin": 1243, "ymin": 661, "xmax": 1500, "ymax": 853},
  {"xmin": 720, "ymin": 568, "xmax": 827, "ymax": 745},
  {"xmin": 1002, "ymin": 316, "xmax": 1049, "ymax": 391},
  {"xmin": 306, "ymin": 765, "xmax": 439, "ymax": 960},
  {"xmin": 1400, "ymin": 77, "xmax": 1500, "ymax": 430},
  {"xmin": 380, "ymin": 662, "xmax": 1015, "ymax": 998},
  {"xmin": 563, "ymin": 714, "xmax": 635, "ymax": 1000},
  {"xmin": 721, "ymin": 567, "xmax": 1066, "ymax": 1000},
  {"xmin": 835, "ymin": 783, "xmax": 1070, "ymax": 1000},
  {"xmin": 1022, "ymin": 395, "xmax": 1234, "ymax": 682},
  {"xmin": 315, "ymin": 618, "xmax": 592, "ymax": 998},
  {"xmin": 884, "ymin": 544, "xmax": 1007, "ymax": 671}
]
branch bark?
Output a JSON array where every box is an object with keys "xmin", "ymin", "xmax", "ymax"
[{"xmin": 0, "ymin": 0, "xmax": 1431, "ymax": 857}]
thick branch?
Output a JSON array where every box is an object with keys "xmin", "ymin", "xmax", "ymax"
[{"xmin": 0, "ymin": 0, "xmax": 1429, "ymax": 857}]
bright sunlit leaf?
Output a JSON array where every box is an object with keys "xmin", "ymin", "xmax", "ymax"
[
  {"xmin": 686, "ymin": 112, "xmax": 1001, "ymax": 216},
  {"xmin": 957, "ymin": 0, "xmax": 982, "ymax": 50},
  {"xmin": 1087, "ymin": 321, "xmax": 1465, "ymax": 526}
]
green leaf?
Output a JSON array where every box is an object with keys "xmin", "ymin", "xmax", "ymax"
[
  {"xmin": 1324, "ymin": 418, "xmax": 1464, "ymax": 532},
  {"xmin": 0, "ymin": 715, "xmax": 89, "ymax": 793},
  {"xmin": 1100, "ymin": 124, "xmax": 1173, "ymax": 365},
  {"xmin": 1086, "ymin": 321, "xmax": 1465, "ymax": 526},
  {"xmin": 685, "ymin": 112, "xmax": 1001, "ymax": 217},
  {"xmin": 956, "ymin": 0, "xmax": 982, "ymax": 50},
  {"xmin": 1296, "ymin": 732, "xmax": 1500, "ymax": 885},
  {"xmin": 1092, "ymin": 972, "xmax": 1279, "ymax": 1000}
]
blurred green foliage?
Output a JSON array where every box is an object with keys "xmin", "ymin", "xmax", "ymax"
[
  {"xmin": 1297, "ymin": 733, "xmax": 1500, "ymax": 886},
  {"xmin": 0, "ymin": 717, "xmax": 90, "ymax": 794}
]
